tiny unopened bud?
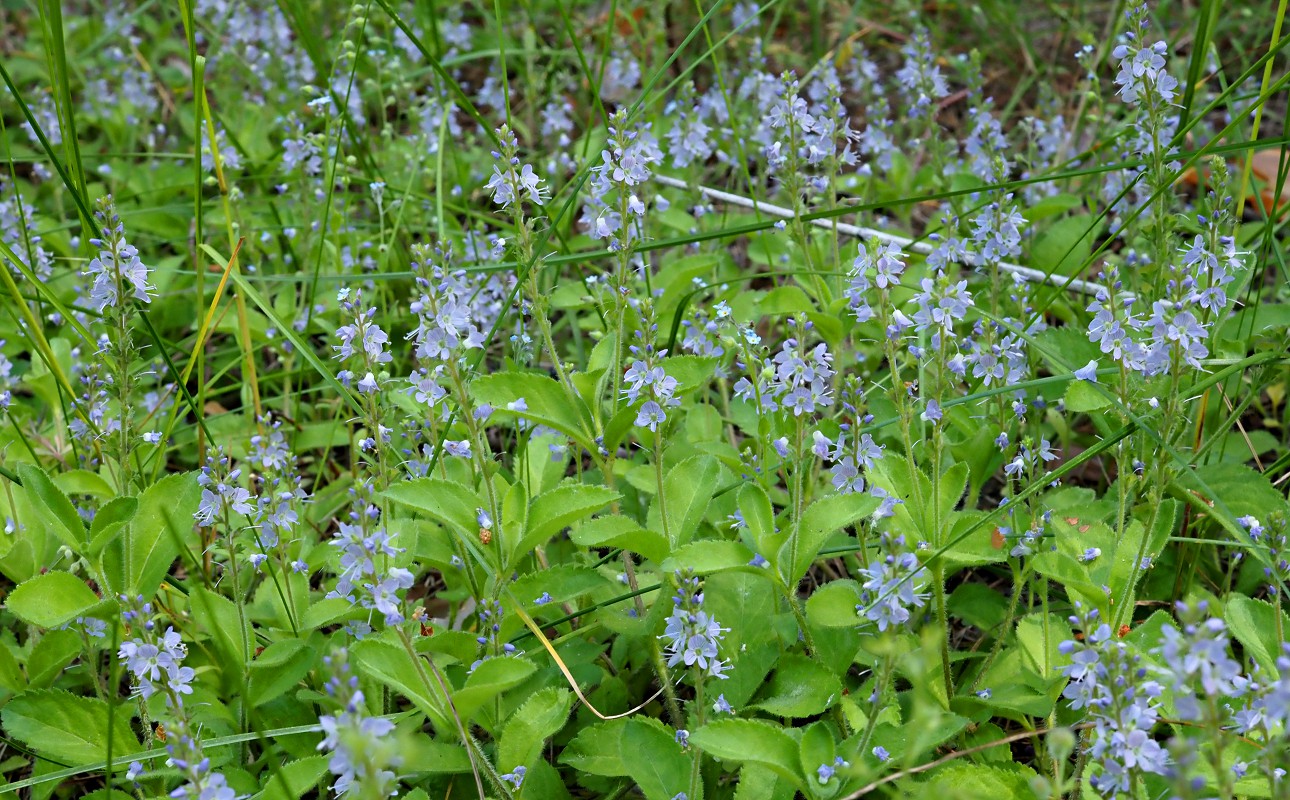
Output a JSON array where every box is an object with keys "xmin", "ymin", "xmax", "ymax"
[{"xmin": 1046, "ymin": 727, "xmax": 1076, "ymax": 761}]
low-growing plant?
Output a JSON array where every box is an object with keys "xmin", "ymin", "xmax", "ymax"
[{"xmin": 0, "ymin": 1, "xmax": 1288, "ymax": 799}]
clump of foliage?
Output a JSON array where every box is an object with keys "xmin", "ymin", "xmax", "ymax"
[{"xmin": 0, "ymin": 1, "xmax": 1288, "ymax": 799}]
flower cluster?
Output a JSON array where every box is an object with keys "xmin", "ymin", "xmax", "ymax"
[
  {"xmin": 83, "ymin": 196, "xmax": 155, "ymax": 312},
  {"xmin": 1112, "ymin": 32, "xmax": 1179, "ymax": 107},
  {"xmin": 119, "ymin": 596, "xmax": 240, "ymax": 799},
  {"xmin": 1085, "ymin": 227, "xmax": 1236, "ymax": 378},
  {"xmin": 1237, "ymin": 513, "xmax": 1290, "ymax": 593},
  {"xmin": 1155, "ymin": 602, "xmax": 1247, "ymax": 723},
  {"xmin": 317, "ymin": 651, "xmax": 401, "ymax": 798},
  {"xmin": 246, "ymin": 420, "xmax": 310, "ymax": 574},
  {"xmin": 734, "ymin": 319, "xmax": 835, "ymax": 417},
  {"xmin": 334, "ymin": 288, "xmax": 394, "ymax": 395},
  {"xmin": 1059, "ymin": 607, "xmax": 1168, "ymax": 795},
  {"xmin": 623, "ymin": 346, "xmax": 680, "ymax": 432},
  {"xmin": 847, "ymin": 240, "xmax": 906, "ymax": 324},
  {"xmin": 120, "ymin": 602, "xmax": 193, "ymax": 701},
  {"xmin": 660, "ymin": 572, "xmax": 731, "ymax": 679},
  {"xmin": 812, "ymin": 426, "xmax": 885, "ymax": 496},
  {"xmin": 0, "ymin": 181, "xmax": 55, "ymax": 281},
  {"xmin": 471, "ymin": 599, "xmax": 520, "ymax": 672},
  {"xmin": 856, "ymin": 535, "xmax": 929, "ymax": 632},
  {"xmin": 485, "ymin": 125, "xmax": 549, "ymax": 208},
  {"xmin": 195, "ymin": 449, "xmax": 254, "ymax": 526},
  {"xmin": 327, "ymin": 488, "xmax": 414, "ymax": 626},
  {"xmin": 582, "ymin": 109, "xmax": 663, "ymax": 250},
  {"xmin": 894, "ymin": 28, "xmax": 949, "ymax": 115}
]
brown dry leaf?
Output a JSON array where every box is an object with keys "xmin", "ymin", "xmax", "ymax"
[
  {"xmin": 1250, "ymin": 148, "xmax": 1290, "ymax": 215},
  {"xmin": 1178, "ymin": 149, "xmax": 1290, "ymax": 215}
]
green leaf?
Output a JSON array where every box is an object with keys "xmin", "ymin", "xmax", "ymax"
[
  {"xmin": 1, "ymin": 688, "xmax": 140, "ymax": 765},
  {"xmin": 691, "ymin": 719, "xmax": 803, "ymax": 788},
  {"xmin": 1031, "ymin": 214, "xmax": 1099, "ymax": 277},
  {"xmin": 498, "ymin": 688, "xmax": 572, "ymax": 770},
  {"xmin": 471, "ymin": 372, "xmax": 592, "ymax": 450},
  {"xmin": 568, "ymin": 514, "xmax": 670, "ymax": 562},
  {"xmin": 948, "ymin": 583, "xmax": 1009, "ymax": 633},
  {"xmin": 403, "ymin": 739, "xmax": 476, "ymax": 774},
  {"xmin": 664, "ymin": 355, "xmax": 719, "ymax": 394},
  {"xmin": 1064, "ymin": 380, "xmax": 1111, "ymax": 413},
  {"xmin": 516, "ymin": 760, "xmax": 574, "ymax": 800},
  {"xmin": 300, "ymin": 598, "xmax": 360, "ymax": 631},
  {"xmin": 623, "ymin": 717, "xmax": 692, "ymax": 800},
  {"xmin": 734, "ymin": 764, "xmax": 796, "ymax": 800},
  {"xmin": 452, "ymin": 656, "xmax": 537, "ymax": 722},
  {"xmin": 501, "ymin": 480, "xmax": 528, "ymax": 559},
  {"xmin": 17, "ymin": 464, "xmax": 84, "ymax": 550},
  {"xmin": 704, "ymin": 571, "xmax": 779, "ymax": 708},
  {"xmin": 511, "ymin": 565, "xmax": 612, "ymax": 609},
  {"xmin": 258, "ymin": 755, "xmax": 329, "ymax": 800},
  {"xmin": 806, "ymin": 580, "xmax": 862, "ymax": 628},
  {"xmin": 559, "ymin": 719, "xmax": 628, "ymax": 776},
  {"xmin": 383, "ymin": 478, "xmax": 492, "ymax": 571},
  {"xmin": 189, "ymin": 586, "xmax": 250, "ymax": 680},
  {"xmin": 797, "ymin": 722, "xmax": 837, "ymax": 795},
  {"xmin": 662, "ymin": 540, "xmax": 756, "ymax": 574},
  {"xmin": 757, "ymin": 285, "xmax": 814, "ymax": 316},
  {"xmin": 351, "ymin": 638, "xmax": 449, "ymax": 731},
  {"xmin": 868, "ymin": 457, "xmax": 965, "ymax": 553},
  {"xmin": 942, "ymin": 511, "xmax": 1008, "ymax": 571},
  {"xmin": 51, "ymin": 470, "xmax": 113, "ymax": 499},
  {"xmin": 737, "ymin": 483, "xmax": 780, "ymax": 566},
  {"xmin": 1025, "ymin": 193, "xmax": 1083, "ymax": 220},
  {"xmin": 26, "ymin": 629, "xmax": 83, "ymax": 689},
  {"xmin": 657, "ymin": 454, "xmax": 719, "ymax": 547},
  {"xmin": 782, "ymin": 492, "xmax": 878, "ymax": 583},
  {"xmin": 1015, "ymin": 613, "xmax": 1070, "ymax": 682},
  {"xmin": 86, "ymin": 497, "xmax": 137, "ymax": 557},
  {"xmin": 1180, "ymin": 463, "xmax": 1287, "ymax": 522},
  {"xmin": 750, "ymin": 653, "xmax": 842, "ymax": 718},
  {"xmin": 0, "ymin": 642, "xmax": 26, "ymax": 700},
  {"xmin": 917, "ymin": 762, "xmax": 1039, "ymax": 800},
  {"xmin": 517, "ymin": 483, "xmax": 619, "ymax": 562},
  {"xmin": 1226, "ymin": 596, "xmax": 1290, "ymax": 678},
  {"xmin": 6, "ymin": 572, "xmax": 101, "ymax": 629},
  {"xmin": 866, "ymin": 712, "xmax": 970, "ymax": 766},
  {"xmin": 383, "ymin": 478, "xmax": 480, "ymax": 533},
  {"xmin": 248, "ymin": 640, "xmax": 317, "ymax": 707},
  {"xmin": 125, "ymin": 472, "xmax": 200, "ymax": 597}
]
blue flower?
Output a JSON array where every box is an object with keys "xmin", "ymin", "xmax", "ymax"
[
  {"xmin": 485, "ymin": 127, "xmax": 548, "ymax": 208},
  {"xmin": 83, "ymin": 197, "xmax": 155, "ymax": 311},
  {"xmin": 318, "ymin": 652, "xmax": 401, "ymax": 798},
  {"xmin": 1112, "ymin": 39, "xmax": 1178, "ymax": 105},
  {"xmin": 499, "ymin": 766, "xmax": 527, "ymax": 790},
  {"xmin": 817, "ymin": 756, "xmax": 850, "ymax": 783},
  {"xmin": 444, "ymin": 440, "xmax": 472, "ymax": 458},
  {"xmin": 1059, "ymin": 606, "xmax": 1168, "ymax": 795},
  {"xmin": 1075, "ymin": 359, "xmax": 1100, "ymax": 382},
  {"xmin": 857, "ymin": 536, "xmax": 929, "ymax": 632},
  {"xmin": 635, "ymin": 400, "xmax": 667, "ymax": 432},
  {"xmin": 659, "ymin": 573, "xmax": 731, "ymax": 679}
]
